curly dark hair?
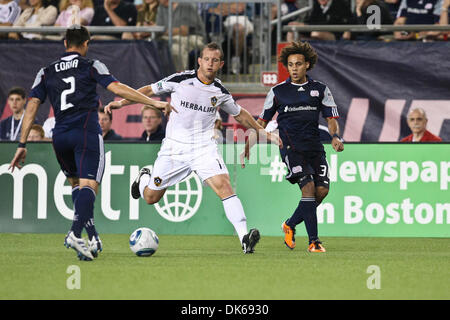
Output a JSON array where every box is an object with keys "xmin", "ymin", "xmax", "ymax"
[{"xmin": 279, "ymin": 41, "xmax": 318, "ymax": 71}]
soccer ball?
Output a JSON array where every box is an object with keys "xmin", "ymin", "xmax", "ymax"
[{"xmin": 129, "ymin": 227, "xmax": 159, "ymax": 257}]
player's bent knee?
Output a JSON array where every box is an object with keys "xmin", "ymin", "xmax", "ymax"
[{"xmin": 315, "ymin": 187, "xmax": 329, "ymax": 204}]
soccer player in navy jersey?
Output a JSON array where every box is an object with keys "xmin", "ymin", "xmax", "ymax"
[
  {"xmin": 242, "ymin": 41, "xmax": 344, "ymax": 253},
  {"xmin": 9, "ymin": 25, "xmax": 170, "ymax": 261}
]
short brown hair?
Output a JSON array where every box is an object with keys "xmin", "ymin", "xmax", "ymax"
[
  {"xmin": 200, "ymin": 42, "xmax": 224, "ymax": 61},
  {"xmin": 98, "ymin": 106, "xmax": 112, "ymax": 121},
  {"xmin": 279, "ymin": 41, "xmax": 318, "ymax": 71},
  {"xmin": 30, "ymin": 124, "xmax": 45, "ymax": 139},
  {"xmin": 8, "ymin": 87, "xmax": 26, "ymax": 99}
]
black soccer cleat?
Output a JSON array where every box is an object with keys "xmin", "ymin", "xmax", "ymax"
[
  {"xmin": 131, "ymin": 167, "xmax": 151, "ymax": 199},
  {"xmin": 242, "ymin": 228, "xmax": 260, "ymax": 254}
]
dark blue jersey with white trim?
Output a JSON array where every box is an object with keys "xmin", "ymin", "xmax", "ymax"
[
  {"xmin": 259, "ymin": 76, "xmax": 339, "ymax": 152},
  {"xmin": 30, "ymin": 51, "xmax": 118, "ymax": 135}
]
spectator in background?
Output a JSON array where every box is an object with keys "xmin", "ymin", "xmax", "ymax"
[
  {"xmin": 134, "ymin": 0, "xmax": 159, "ymax": 40},
  {"xmin": 140, "ymin": 105, "xmax": 165, "ymax": 142},
  {"xmin": 9, "ymin": 0, "xmax": 57, "ymax": 39},
  {"xmin": 91, "ymin": 0, "xmax": 137, "ymax": 39},
  {"xmin": 288, "ymin": 0, "xmax": 354, "ymax": 41},
  {"xmin": 285, "ymin": 0, "xmax": 312, "ymax": 42},
  {"xmin": 383, "ymin": 0, "xmax": 401, "ymax": 19},
  {"xmin": 27, "ymin": 124, "xmax": 45, "ymax": 141},
  {"xmin": 55, "ymin": 0, "xmax": 94, "ymax": 27},
  {"xmin": 208, "ymin": 3, "xmax": 254, "ymax": 74},
  {"xmin": 400, "ymin": 108, "xmax": 442, "ymax": 142},
  {"xmin": 0, "ymin": 0, "xmax": 21, "ymax": 39},
  {"xmin": 352, "ymin": 0, "xmax": 394, "ymax": 40},
  {"xmin": 394, "ymin": 0, "xmax": 443, "ymax": 40},
  {"xmin": 98, "ymin": 107, "xmax": 122, "ymax": 140},
  {"xmin": 0, "ymin": 87, "xmax": 26, "ymax": 141},
  {"xmin": 440, "ymin": 0, "xmax": 449, "ymax": 38},
  {"xmin": 156, "ymin": 0, "xmax": 205, "ymax": 71}
]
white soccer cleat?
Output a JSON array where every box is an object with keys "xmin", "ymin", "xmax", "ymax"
[
  {"xmin": 64, "ymin": 231, "xmax": 94, "ymax": 261},
  {"xmin": 88, "ymin": 235, "xmax": 103, "ymax": 258}
]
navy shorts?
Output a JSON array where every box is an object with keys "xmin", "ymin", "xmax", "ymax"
[
  {"xmin": 52, "ymin": 128, "xmax": 105, "ymax": 183},
  {"xmin": 280, "ymin": 148, "xmax": 330, "ymax": 189}
]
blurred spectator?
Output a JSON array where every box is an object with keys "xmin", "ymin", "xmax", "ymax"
[
  {"xmin": 157, "ymin": 0, "xmax": 206, "ymax": 71},
  {"xmin": 55, "ymin": 0, "xmax": 94, "ymax": 27},
  {"xmin": 9, "ymin": 0, "xmax": 57, "ymax": 39},
  {"xmin": 0, "ymin": 0, "xmax": 21, "ymax": 39},
  {"xmin": 91, "ymin": 0, "xmax": 137, "ymax": 40},
  {"xmin": 383, "ymin": 0, "xmax": 401, "ymax": 19},
  {"xmin": 394, "ymin": 0, "xmax": 443, "ymax": 40},
  {"xmin": 140, "ymin": 105, "xmax": 165, "ymax": 142},
  {"xmin": 285, "ymin": 0, "xmax": 313, "ymax": 42},
  {"xmin": 27, "ymin": 124, "xmax": 45, "ymax": 141},
  {"xmin": 400, "ymin": 108, "xmax": 442, "ymax": 142},
  {"xmin": 42, "ymin": 116, "xmax": 55, "ymax": 139},
  {"xmin": 288, "ymin": 0, "xmax": 354, "ymax": 41},
  {"xmin": 203, "ymin": 3, "xmax": 254, "ymax": 74},
  {"xmin": 134, "ymin": 0, "xmax": 158, "ymax": 40},
  {"xmin": 98, "ymin": 107, "xmax": 122, "ymax": 140},
  {"xmin": 440, "ymin": 0, "xmax": 449, "ymax": 38},
  {"xmin": 16, "ymin": 0, "xmax": 30, "ymax": 11},
  {"xmin": 0, "ymin": 87, "xmax": 26, "ymax": 141},
  {"xmin": 352, "ymin": 0, "xmax": 394, "ymax": 40}
]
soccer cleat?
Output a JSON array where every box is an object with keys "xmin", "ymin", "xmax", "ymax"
[
  {"xmin": 131, "ymin": 167, "xmax": 151, "ymax": 199},
  {"xmin": 242, "ymin": 228, "xmax": 260, "ymax": 254},
  {"xmin": 88, "ymin": 235, "xmax": 103, "ymax": 258},
  {"xmin": 308, "ymin": 240, "xmax": 326, "ymax": 253},
  {"xmin": 282, "ymin": 221, "xmax": 296, "ymax": 250},
  {"xmin": 64, "ymin": 231, "xmax": 94, "ymax": 261}
]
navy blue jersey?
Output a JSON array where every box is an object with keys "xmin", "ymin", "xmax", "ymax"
[
  {"xmin": 30, "ymin": 52, "xmax": 118, "ymax": 135},
  {"xmin": 397, "ymin": 0, "xmax": 442, "ymax": 24},
  {"xmin": 259, "ymin": 76, "xmax": 339, "ymax": 152}
]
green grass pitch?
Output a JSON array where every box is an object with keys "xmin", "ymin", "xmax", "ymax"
[{"xmin": 0, "ymin": 233, "xmax": 449, "ymax": 300}]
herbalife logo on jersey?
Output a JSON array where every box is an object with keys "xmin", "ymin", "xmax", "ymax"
[{"xmin": 180, "ymin": 100, "xmax": 216, "ymax": 113}]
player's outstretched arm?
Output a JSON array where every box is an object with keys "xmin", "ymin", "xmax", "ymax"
[
  {"xmin": 235, "ymin": 108, "xmax": 282, "ymax": 168},
  {"xmin": 240, "ymin": 118, "xmax": 268, "ymax": 168},
  {"xmin": 326, "ymin": 117, "xmax": 344, "ymax": 152},
  {"xmin": 105, "ymin": 82, "xmax": 175, "ymax": 115},
  {"xmin": 9, "ymin": 98, "xmax": 41, "ymax": 172}
]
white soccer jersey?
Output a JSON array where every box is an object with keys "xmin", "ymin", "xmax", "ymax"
[
  {"xmin": 0, "ymin": 1, "xmax": 20, "ymax": 24},
  {"xmin": 150, "ymin": 70, "xmax": 241, "ymax": 145}
]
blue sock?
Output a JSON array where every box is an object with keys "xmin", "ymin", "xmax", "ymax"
[
  {"xmin": 72, "ymin": 187, "xmax": 97, "ymax": 239},
  {"xmin": 287, "ymin": 197, "xmax": 318, "ymax": 242}
]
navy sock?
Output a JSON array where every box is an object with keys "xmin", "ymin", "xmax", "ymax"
[
  {"xmin": 70, "ymin": 186, "xmax": 82, "ymax": 237},
  {"xmin": 72, "ymin": 187, "xmax": 97, "ymax": 239},
  {"xmin": 72, "ymin": 186, "xmax": 80, "ymax": 208},
  {"xmin": 287, "ymin": 197, "xmax": 318, "ymax": 242}
]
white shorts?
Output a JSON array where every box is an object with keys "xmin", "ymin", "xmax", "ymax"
[{"xmin": 148, "ymin": 138, "xmax": 229, "ymax": 190}]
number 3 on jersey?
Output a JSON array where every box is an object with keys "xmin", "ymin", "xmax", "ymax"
[{"xmin": 61, "ymin": 76, "xmax": 75, "ymax": 111}]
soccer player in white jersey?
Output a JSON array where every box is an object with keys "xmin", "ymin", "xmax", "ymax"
[{"xmin": 105, "ymin": 42, "xmax": 281, "ymax": 254}]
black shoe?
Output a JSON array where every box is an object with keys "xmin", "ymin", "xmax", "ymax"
[
  {"xmin": 131, "ymin": 168, "xmax": 151, "ymax": 199},
  {"xmin": 242, "ymin": 228, "xmax": 260, "ymax": 254}
]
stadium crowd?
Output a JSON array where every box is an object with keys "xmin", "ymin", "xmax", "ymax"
[{"xmin": 0, "ymin": 0, "xmax": 448, "ymax": 142}]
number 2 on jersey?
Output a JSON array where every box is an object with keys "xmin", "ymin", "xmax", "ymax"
[{"xmin": 61, "ymin": 76, "xmax": 75, "ymax": 111}]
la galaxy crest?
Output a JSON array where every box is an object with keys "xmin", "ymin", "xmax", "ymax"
[
  {"xmin": 210, "ymin": 96, "xmax": 218, "ymax": 107},
  {"xmin": 154, "ymin": 177, "xmax": 162, "ymax": 187}
]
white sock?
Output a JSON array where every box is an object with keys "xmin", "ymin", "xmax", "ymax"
[
  {"xmin": 139, "ymin": 174, "xmax": 151, "ymax": 199},
  {"xmin": 222, "ymin": 195, "xmax": 248, "ymax": 244}
]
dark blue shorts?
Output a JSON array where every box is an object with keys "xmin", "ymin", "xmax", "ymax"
[
  {"xmin": 280, "ymin": 148, "xmax": 330, "ymax": 188},
  {"xmin": 52, "ymin": 128, "xmax": 105, "ymax": 183}
]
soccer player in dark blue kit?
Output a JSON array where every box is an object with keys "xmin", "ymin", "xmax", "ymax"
[
  {"xmin": 9, "ymin": 25, "xmax": 170, "ymax": 261},
  {"xmin": 242, "ymin": 41, "xmax": 344, "ymax": 253}
]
